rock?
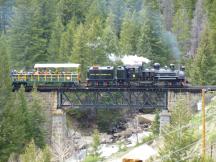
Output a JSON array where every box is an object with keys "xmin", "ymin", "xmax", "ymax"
[
  {"xmin": 137, "ymin": 114, "xmax": 154, "ymax": 124},
  {"xmin": 100, "ymin": 134, "xmax": 113, "ymax": 144}
]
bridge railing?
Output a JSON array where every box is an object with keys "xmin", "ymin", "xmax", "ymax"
[{"xmin": 11, "ymin": 73, "xmax": 79, "ymax": 83}]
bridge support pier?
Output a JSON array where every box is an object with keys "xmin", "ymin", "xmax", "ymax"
[
  {"xmin": 160, "ymin": 90, "xmax": 202, "ymax": 133},
  {"xmin": 167, "ymin": 91, "xmax": 201, "ymax": 112},
  {"xmin": 51, "ymin": 92, "xmax": 67, "ymax": 161},
  {"xmin": 160, "ymin": 110, "xmax": 171, "ymax": 133}
]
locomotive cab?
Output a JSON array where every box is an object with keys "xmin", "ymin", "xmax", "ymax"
[
  {"xmin": 87, "ymin": 66, "xmax": 115, "ymax": 86},
  {"xmin": 116, "ymin": 66, "xmax": 128, "ymax": 86}
]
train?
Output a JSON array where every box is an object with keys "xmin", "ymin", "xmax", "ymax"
[{"xmin": 11, "ymin": 62, "xmax": 187, "ymax": 89}]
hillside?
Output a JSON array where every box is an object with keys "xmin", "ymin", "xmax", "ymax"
[{"xmin": 1, "ymin": 0, "xmax": 216, "ymax": 162}]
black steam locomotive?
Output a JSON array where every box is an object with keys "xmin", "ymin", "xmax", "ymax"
[{"xmin": 86, "ymin": 63, "xmax": 186, "ymax": 87}]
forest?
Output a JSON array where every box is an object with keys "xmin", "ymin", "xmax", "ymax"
[
  {"xmin": 0, "ymin": 0, "xmax": 216, "ymax": 84},
  {"xmin": 1, "ymin": 0, "xmax": 216, "ymax": 161}
]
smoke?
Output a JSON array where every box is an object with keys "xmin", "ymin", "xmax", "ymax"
[
  {"xmin": 109, "ymin": 54, "xmax": 150, "ymax": 66},
  {"xmin": 163, "ymin": 31, "xmax": 181, "ymax": 60},
  {"xmin": 121, "ymin": 55, "xmax": 150, "ymax": 66}
]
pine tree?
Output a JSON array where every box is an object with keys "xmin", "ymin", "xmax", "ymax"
[
  {"xmin": 102, "ymin": 13, "xmax": 119, "ymax": 56},
  {"xmin": 189, "ymin": 28, "xmax": 216, "ymax": 85},
  {"xmin": 71, "ymin": 24, "xmax": 88, "ymax": 79},
  {"xmin": 48, "ymin": 16, "xmax": 64, "ymax": 62},
  {"xmin": 172, "ymin": 8, "xmax": 190, "ymax": 54},
  {"xmin": 108, "ymin": 0, "xmax": 126, "ymax": 35},
  {"xmin": 59, "ymin": 18, "xmax": 77, "ymax": 62},
  {"xmin": 208, "ymin": 0, "xmax": 216, "ymax": 56},
  {"xmin": 86, "ymin": 17, "xmax": 107, "ymax": 65},
  {"xmin": 0, "ymin": 38, "xmax": 26, "ymax": 162},
  {"xmin": 0, "ymin": 37, "xmax": 11, "ymax": 106},
  {"xmin": 57, "ymin": 0, "xmax": 89, "ymax": 25},
  {"xmin": 0, "ymin": 95, "xmax": 26, "ymax": 162},
  {"xmin": 10, "ymin": 0, "xmax": 56, "ymax": 67},
  {"xmin": 159, "ymin": 98, "xmax": 196, "ymax": 161},
  {"xmin": 136, "ymin": 3, "xmax": 171, "ymax": 64},
  {"xmin": 173, "ymin": 0, "xmax": 197, "ymax": 19},
  {"xmin": 16, "ymin": 86, "xmax": 31, "ymax": 142},
  {"xmin": 28, "ymin": 88, "xmax": 45, "ymax": 148},
  {"xmin": 20, "ymin": 140, "xmax": 51, "ymax": 162},
  {"xmin": 9, "ymin": 0, "xmax": 34, "ymax": 67},
  {"xmin": 85, "ymin": 0, "xmax": 107, "ymax": 24},
  {"xmin": 15, "ymin": 86, "xmax": 45, "ymax": 148},
  {"xmin": 136, "ymin": 9, "xmax": 153, "ymax": 58},
  {"xmin": 119, "ymin": 11, "xmax": 138, "ymax": 55}
]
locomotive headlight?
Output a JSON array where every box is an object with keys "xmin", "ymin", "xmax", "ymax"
[{"xmin": 67, "ymin": 76, "xmax": 71, "ymax": 80}]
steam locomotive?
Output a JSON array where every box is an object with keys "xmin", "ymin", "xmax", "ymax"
[{"xmin": 87, "ymin": 63, "xmax": 186, "ymax": 87}]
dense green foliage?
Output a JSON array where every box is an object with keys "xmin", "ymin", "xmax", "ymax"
[
  {"xmin": 3, "ymin": 0, "xmax": 214, "ymax": 84},
  {"xmin": 4, "ymin": 0, "xmax": 176, "ymax": 71},
  {"xmin": 20, "ymin": 140, "xmax": 51, "ymax": 162},
  {"xmin": 188, "ymin": 0, "xmax": 216, "ymax": 85},
  {"xmin": 0, "ymin": 38, "xmax": 46, "ymax": 161},
  {"xmin": 159, "ymin": 98, "xmax": 196, "ymax": 161},
  {"xmin": 1, "ymin": 0, "xmax": 216, "ymax": 161}
]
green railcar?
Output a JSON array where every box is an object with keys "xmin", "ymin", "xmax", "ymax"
[{"xmin": 11, "ymin": 63, "xmax": 80, "ymax": 88}]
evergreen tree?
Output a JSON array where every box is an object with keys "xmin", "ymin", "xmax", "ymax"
[
  {"xmin": 172, "ymin": 8, "xmax": 190, "ymax": 54},
  {"xmin": 0, "ymin": 37, "xmax": 11, "ymax": 106},
  {"xmin": 188, "ymin": 0, "xmax": 216, "ymax": 85},
  {"xmin": 16, "ymin": 86, "xmax": 31, "ymax": 143},
  {"xmin": 136, "ymin": 9, "xmax": 153, "ymax": 58},
  {"xmin": 119, "ymin": 11, "xmax": 138, "ymax": 55},
  {"xmin": 71, "ymin": 24, "xmax": 88, "ymax": 79},
  {"xmin": 59, "ymin": 18, "xmax": 77, "ymax": 62},
  {"xmin": 102, "ymin": 14, "xmax": 119, "ymax": 57},
  {"xmin": 0, "ymin": 38, "xmax": 26, "ymax": 162},
  {"xmin": 159, "ymin": 98, "xmax": 196, "ymax": 161},
  {"xmin": 86, "ymin": 17, "xmax": 107, "ymax": 65},
  {"xmin": 28, "ymin": 88, "xmax": 45, "ymax": 148},
  {"xmin": 189, "ymin": 28, "xmax": 216, "ymax": 85},
  {"xmin": 208, "ymin": 0, "xmax": 216, "ymax": 57},
  {"xmin": 0, "ymin": 96, "xmax": 26, "ymax": 162},
  {"xmin": 20, "ymin": 140, "xmax": 51, "ymax": 162},
  {"xmin": 136, "ymin": 3, "xmax": 171, "ymax": 64},
  {"xmin": 173, "ymin": 0, "xmax": 197, "ymax": 19},
  {"xmin": 108, "ymin": 0, "xmax": 126, "ymax": 35},
  {"xmin": 57, "ymin": 0, "xmax": 89, "ymax": 25},
  {"xmin": 9, "ymin": 0, "xmax": 34, "ymax": 67},
  {"xmin": 85, "ymin": 0, "xmax": 107, "ymax": 24},
  {"xmin": 15, "ymin": 86, "xmax": 45, "ymax": 148},
  {"xmin": 10, "ymin": 0, "xmax": 56, "ymax": 67},
  {"xmin": 48, "ymin": 16, "xmax": 64, "ymax": 62}
]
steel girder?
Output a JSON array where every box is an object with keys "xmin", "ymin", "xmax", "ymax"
[{"xmin": 57, "ymin": 90, "xmax": 168, "ymax": 110}]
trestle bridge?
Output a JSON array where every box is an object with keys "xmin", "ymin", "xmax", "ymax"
[
  {"xmin": 21, "ymin": 85, "xmax": 216, "ymax": 156},
  {"xmin": 26, "ymin": 85, "xmax": 216, "ymax": 110}
]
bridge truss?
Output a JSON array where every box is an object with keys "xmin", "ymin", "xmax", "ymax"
[
  {"xmin": 26, "ymin": 85, "xmax": 212, "ymax": 110},
  {"xmin": 57, "ymin": 90, "xmax": 168, "ymax": 110}
]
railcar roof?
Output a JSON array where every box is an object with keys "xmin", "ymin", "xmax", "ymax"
[{"xmin": 34, "ymin": 63, "xmax": 80, "ymax": 68}]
